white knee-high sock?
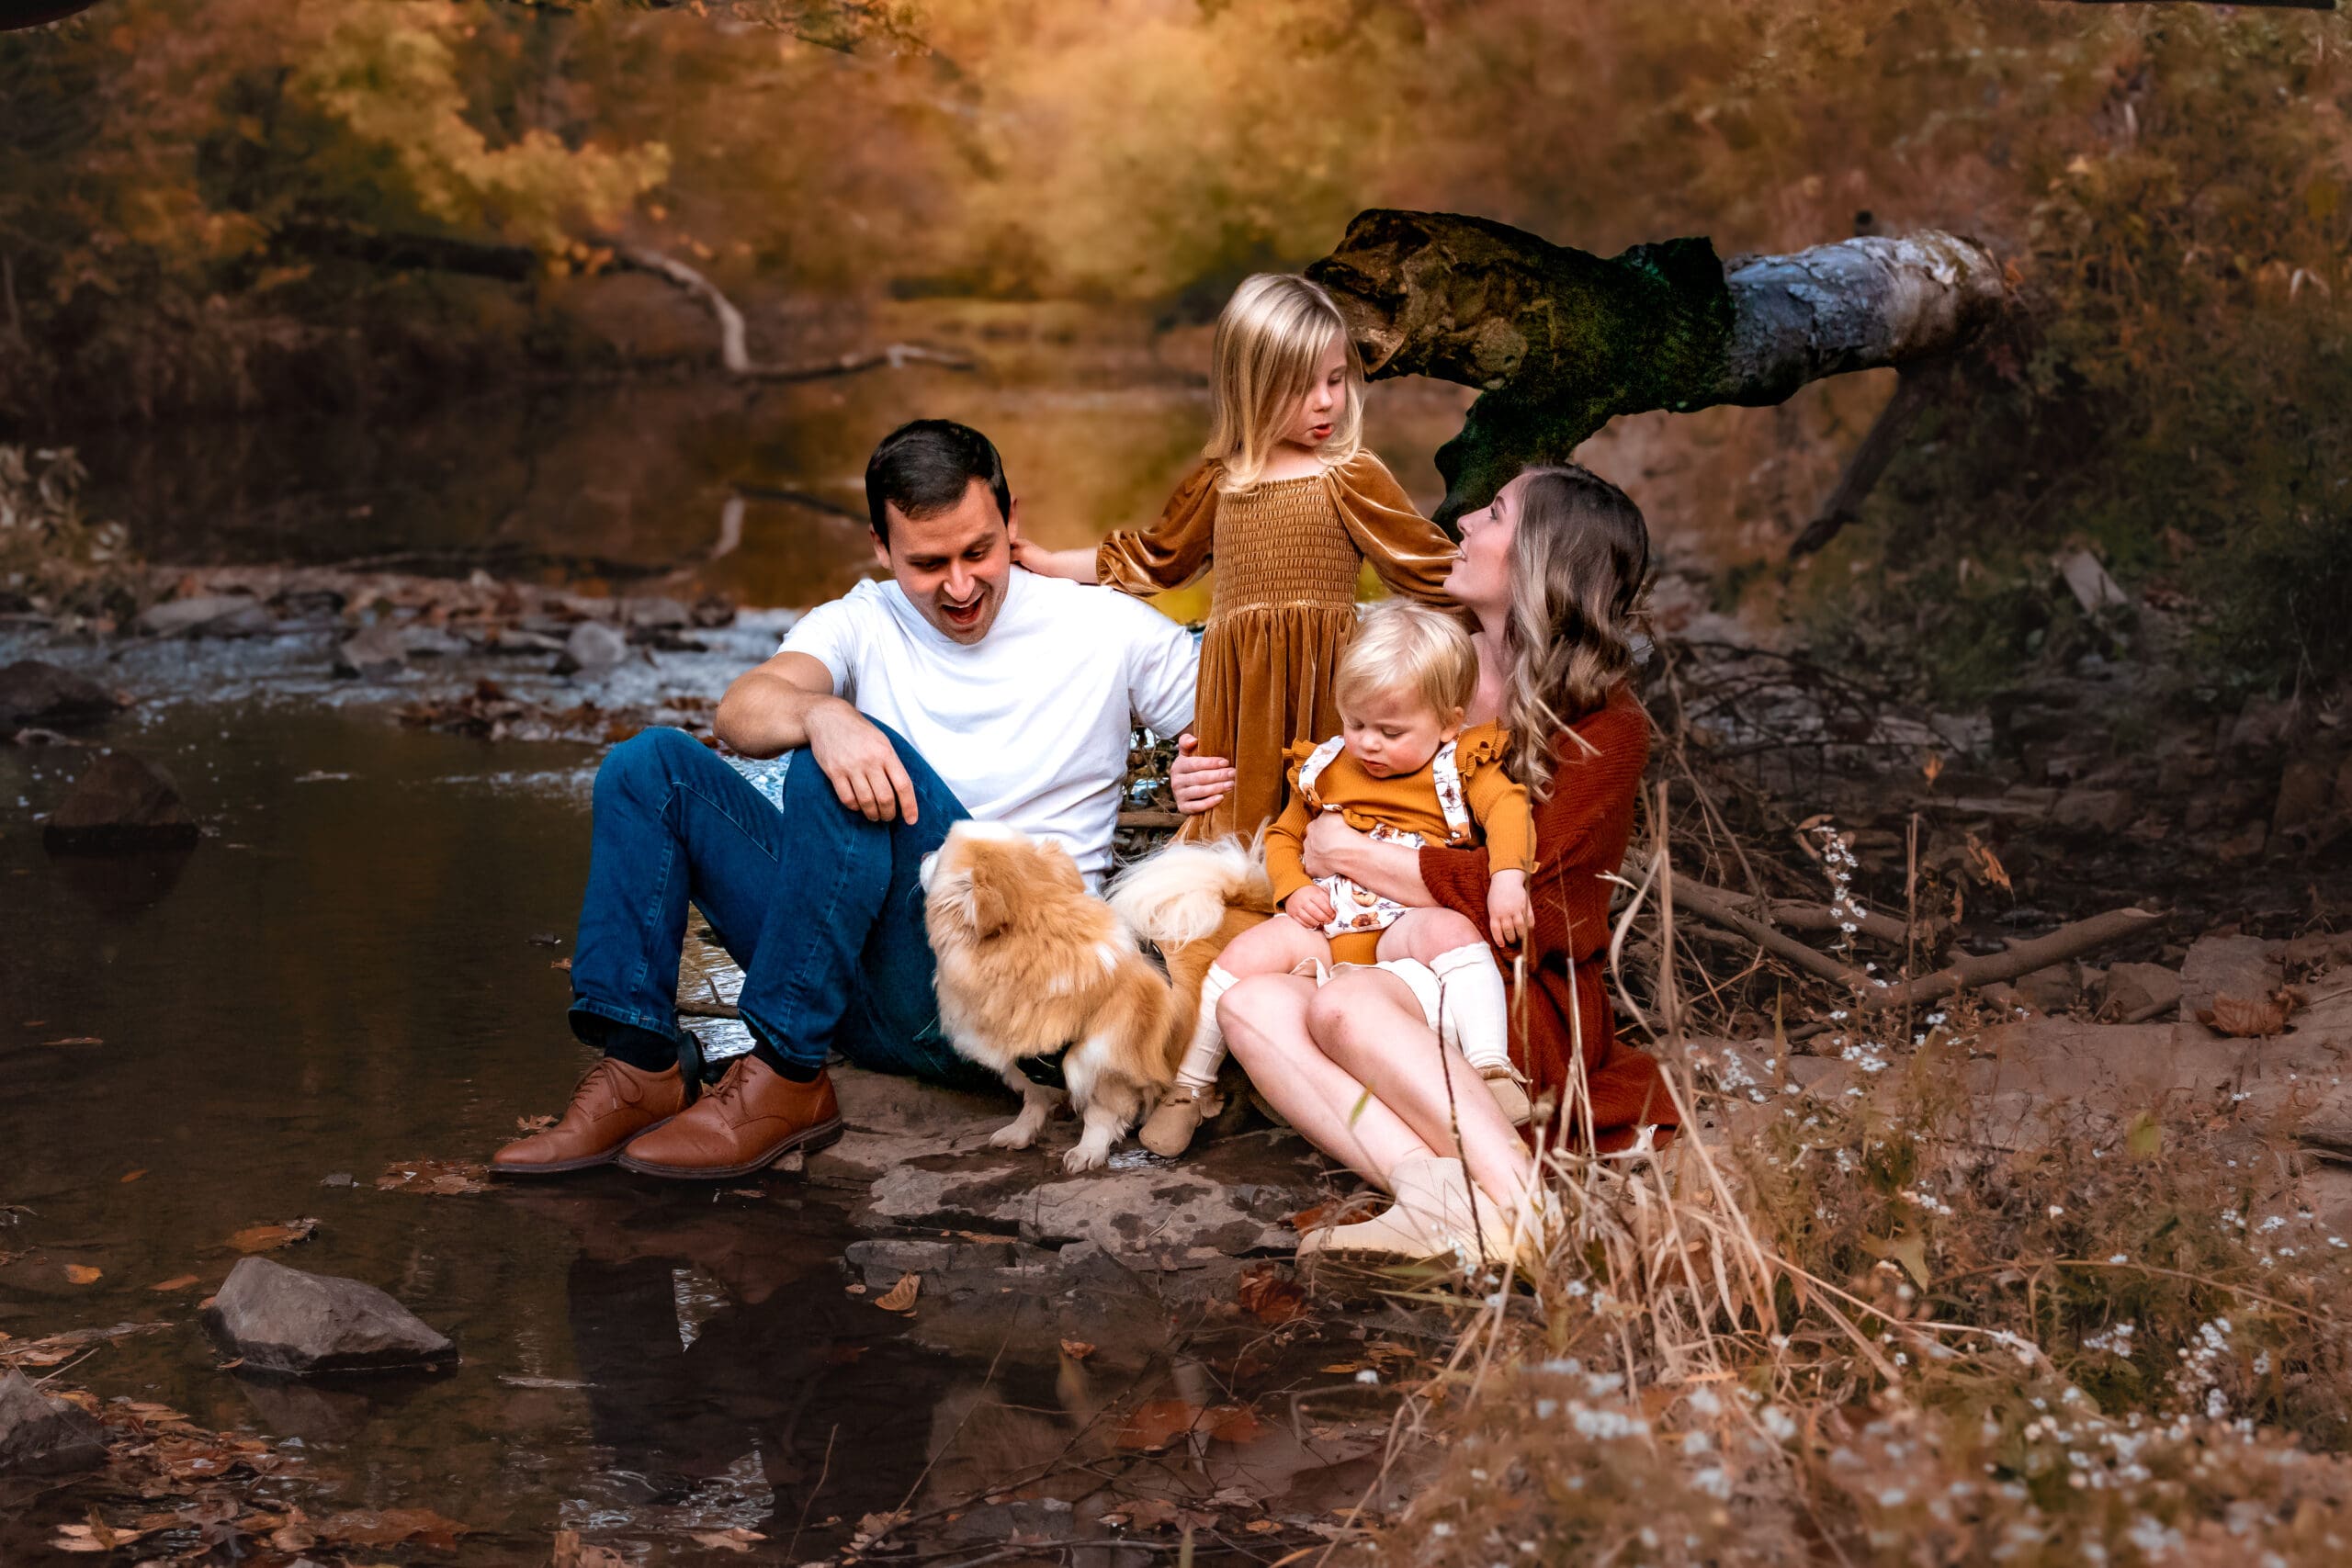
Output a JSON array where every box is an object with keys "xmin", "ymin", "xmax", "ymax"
[
  {"xmin": 1172, "ymin": 964, "xmax": 1240, "ymax": 1092},
  {"xmin": 1431, "ymin": 945, "xmax": 1510, "ymax": 1075}
]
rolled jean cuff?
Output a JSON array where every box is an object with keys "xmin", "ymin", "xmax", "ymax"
[
  {"xmin": 737, "ymin": 1000, "xmax": 826, "ymax": 1074},
  {"xmin": 568, "ymin": 998, "xmax": 683, "ymax": 1051}
]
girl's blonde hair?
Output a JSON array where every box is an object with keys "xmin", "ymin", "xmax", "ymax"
[
  {"xmin": 1333, "ymin": 600, "xmax": 1477, "ymax": 724},
  {"xmin": 1203, "ymin": 273, "xmax": 1364, "ymax": 491},
  {"xmin": 1500, "ymin": 464, "xmax": 1651, "ymax": 800}
]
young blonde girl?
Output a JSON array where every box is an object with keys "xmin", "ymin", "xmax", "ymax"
[
  {"xmin": 1139, "ymin": 602, "xmax": 1537, "ymax": 1155},
  {"xmin": 1016, "ymin": 272, "xmax": 1457, "ymax": 842}
]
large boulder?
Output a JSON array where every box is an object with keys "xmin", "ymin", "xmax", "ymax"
[
  {"xmin": 40, "ymin": 750, "xmax": 200, "ymax": 854},
  {"xmin": 203, "ymin": 1257, "xmax": 457, "ymax": 1376},
  {"xmin": 0, "ymin": 1370, "xmax": 108, "ymax": 1473},
  {"xmin": 0, "ymin": 660, "xmax": 124, "ymax": 729},
  {"xmin": 2180, "ymin": 932, "xmax": 2283, "ymax": 1024},
  {"xmin": 333, "ymin": 620, "xmax": 410, "ymax": 681}
]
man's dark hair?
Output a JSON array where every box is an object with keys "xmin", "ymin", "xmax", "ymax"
[{"xmin": 865, "ymin": 419, "xmax": 1012, "ymax": 545}]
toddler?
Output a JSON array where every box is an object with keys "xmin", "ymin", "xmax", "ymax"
[{"xmin": 1138, "ymin": 601, "xmax": 1534, "ymax": 1155}]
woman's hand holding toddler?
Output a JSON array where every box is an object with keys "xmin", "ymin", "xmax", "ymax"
[{"xmin": 1487, "ymin": 868, "xmax": 1531, "ymax": 949}]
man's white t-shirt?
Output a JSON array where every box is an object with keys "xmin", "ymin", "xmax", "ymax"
[{"xmin": 777, "ymin": 569, "xmax": 1196, "ymax": 880}]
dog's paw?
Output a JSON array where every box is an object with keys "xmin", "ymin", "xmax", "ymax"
[
  {"xmin": 989, "ymin": 1121, "xmax": 1043, "ymax": 1151},
  {"xmin": 1061, "ymin": 1140, "xmax": 1112, "ymax": 1174}
]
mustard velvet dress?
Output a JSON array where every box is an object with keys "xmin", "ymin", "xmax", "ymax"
[{"xmin": 1093, "ymin": 449, "xmax": 1457, "ymax": 841}]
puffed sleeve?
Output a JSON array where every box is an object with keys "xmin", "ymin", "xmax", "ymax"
[
  {"xmin": 1460, "ymin": 728, "xmax": 1537, "ymax": 875},
  {"xmin": 1327, "ymin": 451, "xmax": 1457, "ymax": 604},
  {"xmin": 1261, "ymin": 742, "xmax": 1323, "ymax": 906},
  {"xmin": 1094, "ymin": 462, "xmax": 1221, "ymax": 596}
]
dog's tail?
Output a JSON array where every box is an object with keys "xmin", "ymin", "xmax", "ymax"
[{"xmin": 1105, "ymin": 832, "xmax": 1274, "ymax": 948}]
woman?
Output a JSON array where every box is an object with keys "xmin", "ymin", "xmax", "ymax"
[{"xmin": 1205, "ymin": 463, "xmax": 1678, "ymax": 1262}]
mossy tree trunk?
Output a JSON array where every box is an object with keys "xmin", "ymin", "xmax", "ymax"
[{"xmin": 1306, "ymin": 209, "xmax": 2007, "ymax": 529}]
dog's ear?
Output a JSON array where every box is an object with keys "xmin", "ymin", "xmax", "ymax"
[
  {"xmin": 967, "ymin": 856, "xmax": 1014, "ymax": 938},
  {"xmin": 1039, "ymin": 839, "xmax": 1084, "ymax": 893}
]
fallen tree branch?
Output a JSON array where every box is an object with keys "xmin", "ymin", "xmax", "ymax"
[
  {"xmin": 1308, "ymin": 211, "xmax": 2005, "ymax": 525},
  {"xmin": 616, "ymin": 244, "xmax": 977, "ymax": 382},
  {"xmin": 1659, "ymin": 860, "xmax": 2162, "ymax": 1014},
  {"xmin": 1787, "ymin": 355, "xmax": 1958, "ymax": 559}
]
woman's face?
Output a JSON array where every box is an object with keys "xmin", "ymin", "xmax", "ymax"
[{"xmin": 1444, "ymin": 472, "xmax": 1524, "ymax": 614}]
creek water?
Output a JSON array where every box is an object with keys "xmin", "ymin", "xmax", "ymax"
[{"xmin": 0, "ymin": 366, "xmax": 1473, "ymax": 1562}]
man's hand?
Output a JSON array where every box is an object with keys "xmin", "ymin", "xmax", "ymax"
[
  {"xmin": 1298, "ymin": 811, "xmax": 1367, "ymax": 879},
  {"xmin": 1487, "ymin": 869, "xmax": 1532, "ymax": 950},
  {"xmin": 804, "ymin": 699, "xmax": 919, "ymax": 823},
  {"xmin": 1284, "ymin": 885, "xmax": 1337, "ymax": 930},
  {"xmin": 1169, "ymin": 734, "xmax": 1235, "ymax": 816}
]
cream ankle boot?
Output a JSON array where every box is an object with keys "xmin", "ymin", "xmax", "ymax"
[
  {"xmin": 1297, "ymin": 1157, "xmax": 1540, "ymax": 1270},
  {"xmin": 1137, "ymin": 1081, "xmax": 1218, "ymax": 1157}
]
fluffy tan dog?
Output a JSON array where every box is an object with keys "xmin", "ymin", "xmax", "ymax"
[{"xmin": 921, "ymin": 824, "xmax": 1271, "ymax": 1171}]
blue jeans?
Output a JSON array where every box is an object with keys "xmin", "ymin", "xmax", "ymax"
[{"xmin": 568, "ymin": 725, "xmax": 991, "ymax": 1089}]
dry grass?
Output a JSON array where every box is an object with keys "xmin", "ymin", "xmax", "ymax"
[{"xmin": 1350, "ymin": 796, "xmax": 2352, "ymax": 1566}]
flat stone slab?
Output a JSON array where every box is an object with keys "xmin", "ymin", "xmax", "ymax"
[
  {"xmin": 41, "ymin": 750, "xmax": 200, "ymax": 854},
  {"xmin": 0, "ymin": 1370, "xmax": 108, "ymax": 1474},
  {"xmin": 204, "ymin": 1257, "xmax": 458, "ymax": 1376}
]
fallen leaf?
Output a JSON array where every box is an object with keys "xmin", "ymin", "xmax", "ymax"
[
  {"xmin": 2200, "ymin": 989, "xmax": 2301, "ymax": 1039},
  {"xmin": 688, "ymin": 1528, "xmax": 765, "ymax": 1552},
  {"xmin": 148, "ymin": 1274, "xmax": 201, "ymax": 1292},
  {"xmin": 1058, "ymin": 1338, "xmax": 1095, "ymax": 1361},
  {"xmin": 227, "ymin": 1218, "xmax": 318, "ymax": 1253},
  {"xmin": 1246, "ymin": 1518, "xmax": 1281, "ymax": 1533},
  {"xmin": 376, "ymin": 1158, "xmax": 491, "ymax": 1196},
  {"xmin": 514, "ymin": 1114, "xmax": 558, "ymax": 1134},
  {"xmin": 550, "ymin": 957, "xmax": 572, "ymax": 972},
  {"xmin": 44, "ymin": 1037, "xmax": 103, "ymax": 1047},
  {"xmin": 1206, "ymin": 1404, "xmax": 1267, "ymax": 1443},
  {"xmin": 1121, "ymin": 1498, "xmax": 1182, "ymax": 1531},
  {"xmin": 314, "ymin": 1507, "xmax": 471, "ymax": 1551},
  {"xmin": 1236, "ymin": 1262, "xmax": 1306, "ymax": 1325},
  {"xmin": 873, "ymin": 1272, "xmax": 920, "ymax": 1313},
  {"xmin": 119, "ymin": 1169, "xmax": 146, "ymax": 1183},
  {"xmin": 1318, "ymin": 1361, "xmax": 1366, "ymax": 1374},
  {"xmin": 269, "ymin": 1506, "xmax": 317, "ymax": 1552},
  {"xmin": 62, "ymin": 1264, "xmax": 102, "ymax": 1285},
  {"xmin": 851, "ymin": 1510, "xmax": 909, "ymax": 1551},
  {"xmin": 550, "ymin": 1529, "xmax": 628, "ymax": 1568},
  {"xmin": 1113, "ymin": 1398, "xmax": 1202, "ymax": 1452}
]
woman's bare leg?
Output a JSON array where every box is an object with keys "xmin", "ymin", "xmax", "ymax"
[
  {"xmin": 1219, "ymin": 974, "xmax": 1436, "ymax": 1190},
  {"xmin": 1306, "ymin": 970, "xmax": 1534, "ymax": 1210}
]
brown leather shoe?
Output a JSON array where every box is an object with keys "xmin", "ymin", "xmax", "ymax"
[
  {"xmin": 616, "ymin": 1055, "xmax": 842, "ymax": 1179},
  {"xmin": 491, "ymin": 1058, "xmax": 688, "ymax": 1176}
]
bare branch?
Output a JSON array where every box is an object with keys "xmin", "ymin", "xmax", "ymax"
[
  {"xmin": 1787, "ymin": 356, "xmax": 1959, "ymax": 560},
  {"xmin": 616, "ymin": 244, "xmax": 976, "ymax": 382}
]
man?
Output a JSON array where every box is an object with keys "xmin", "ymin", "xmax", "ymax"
[{"xmin": 494, "ymin": 419, "xmax": 1206, "ymax": 1179}]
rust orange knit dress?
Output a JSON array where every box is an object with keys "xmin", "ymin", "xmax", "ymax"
[
  {"xmin": 1093, "ymin": 451, "xmax": 1456, "ymax": 841},
  {"xmin": 1417, "ymin": 685, "xmax": 1679, "ymax": 1155}
]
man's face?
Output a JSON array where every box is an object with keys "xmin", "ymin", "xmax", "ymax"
[{"xmin": 875, "ymin": 479, "xmax": 1019, "ymax": 645}]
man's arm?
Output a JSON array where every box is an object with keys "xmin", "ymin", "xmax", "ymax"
[{"xmin": 716, "ymin": 651, "xmax": 921, "ymax": 823}]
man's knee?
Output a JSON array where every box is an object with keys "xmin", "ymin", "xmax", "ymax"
[{"xmin": 595, "ymin": 726, "xmax": 707, "ymax": 809}]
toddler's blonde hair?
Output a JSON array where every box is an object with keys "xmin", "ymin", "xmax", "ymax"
[
  {"xmin": 1333, "ymin": 600, "xmax": 1477, "ymax": 725},
  {"xmin": 1204, "ymin": 273, "xmax": 1364, "ymax": 491}
]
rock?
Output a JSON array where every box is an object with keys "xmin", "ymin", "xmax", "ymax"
[
  {"xmin": 487, "ymin": 628, "xmax": 566, "ymax": 656},
  {"xmin": 203, "ymin": 1256, "xmax": 457, "ymax": 1376},
  {"xmin": 2012, "ymin": 964, "xmax": 2084, "ymax": 1016},
  {"xmin": 2275, "ymin": 760, "xmax": 2335, "ymax": 836},
  {"xmin": 2052, "ymin": 789, "xmax": 2134, "ymax": 834},
  {"xmin": 2226, "ymin": 694, "xmax": 2299, "ymax": 758},
  {"xmin": 863, "ymin": 1149, "xmax": 1308, "ymax": 1259},
  {"xmin": 2100, "ymin": 961, "xmax": 2184, "ymax": 1022},
  {"xmin": 41, "ymin": 750, "xmax": 201, "ymax": 854},
  {"xmin": 624, "ymin": 597, "xmax": 692, "ymax": 630},
  {"xmin": 0, "ymin": 1370, "xmax": 108, "ymax": 1473},
  {"xmin": 333, "ymin": 620, "xmax": 410, "ymax": 681},
  {"xmin": 2180, "ymin": 932, "xmax": 2283, "ymax": 1025},
  {"xmin": 554, "ymin": 620, "xmax": 628, "ymax": 676},
  {"xmin": 136, "ymin": 594, "xmax": 271, "ymax": 637},
  {"xmin": 2214, "ymin": 819, "xmax": 2268, "ymax": 863},
  {"xmin": 0, "ymin": 660, "xmax": 123, "ymax": 728},
  {"xmin": 2055, "ymin": 548, "xmax": 2129, "ymax": 615}
]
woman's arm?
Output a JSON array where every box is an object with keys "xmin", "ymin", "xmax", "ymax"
[{"xmin": 1300, "ymin": 813, "xmax": 1438, "ymax": 905}]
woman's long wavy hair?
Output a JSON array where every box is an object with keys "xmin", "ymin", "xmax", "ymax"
[{"xmin": 1500, "ymin": 464, "xmax": 1651, "ymax": 801}]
